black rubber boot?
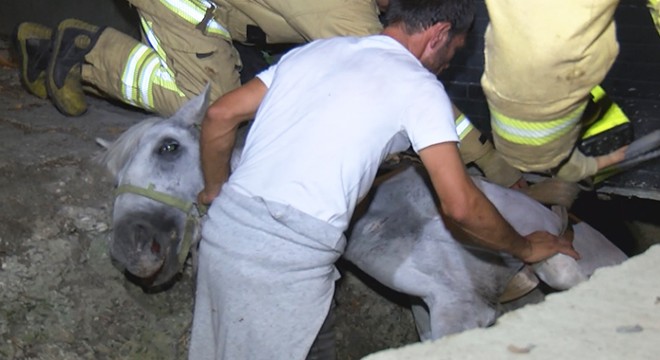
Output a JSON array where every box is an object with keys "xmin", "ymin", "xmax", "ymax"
[
  {"xmin": 15, "ymin": 22, "xmax": 53, "ymax": 99},
  {"xmin": 46, "ymin": 18, "xmax": 106, "ymax": 116}
]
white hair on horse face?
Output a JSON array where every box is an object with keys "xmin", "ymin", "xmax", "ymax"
[
  {"xmin": 95, "ymin": 89, "xmax": 211, "ymax": 287},
  {"xmin": 94, "ymin": 85, "xmax": 210, "ymax": 179},
  {"xmin": 94, "ymin": 117, "xmax": 163, "ymax": 178}
]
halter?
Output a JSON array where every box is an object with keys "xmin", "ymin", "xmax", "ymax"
[{"xmin": 115, "ymin": 183, "xmax": 207, "ymax": 273}]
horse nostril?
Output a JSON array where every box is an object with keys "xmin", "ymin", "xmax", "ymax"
[
  {"xmin": 133, "ymin": 224, "xmax": 148, "ymax": 250},
  {"xmin": 132, "ymin": 223, "xmax": 160, "ymax": 254},
  {"xmin": 151, "ymin": 240, "xmax": 161, "ymax": 254}
]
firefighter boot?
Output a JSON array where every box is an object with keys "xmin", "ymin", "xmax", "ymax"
[
  {"xmin": 15, "ymin": 22, "xmax": 53, "ymax": 99},
  {"xmin": 47, "ymin": 19, "xmax": 105, "ymax": 116}
]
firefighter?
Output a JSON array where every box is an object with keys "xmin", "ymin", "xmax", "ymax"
[{"xmin": 481, "ymin": 0, "xmax": 630, "ymax": 182}]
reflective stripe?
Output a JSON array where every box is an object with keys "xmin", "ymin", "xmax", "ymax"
[
  {"xmin": 122, "ymin": 45, "xmax": 150, "ymax": 106},
  {"xmin": 160, "ymin": 0, "xmax": 231, "ymax": 40},
  {"xmin": 454, "ymin": 113, "xmax": 474, "ymax": 140},
  {"xmin": 138, "ymin": 54, "xmax": 160, "ymax": 108},
  {"xmin": 491, "ymin": 104, "xmax": 586, "ymax": 146},
  {"xmin": 582, "ymin": 86, "xmax": 630, "ymax": 139},
  {"xmin": 139, "ymin": 19, "xmax": 184, "ymax": 94},
  {"xmin": 141, "ymin": 18, "xmax": 167, "ymax": 62},
  {"xmin": 590, "ymin": 85, "xmax": 606, "ymax": 102},
  {"xmin": 121, "ymin": 43, "xmax": 185, "ymax": 111},
  {"xmin": 649, "ymin": 0, "xmax": 660, "ymax": 35}
]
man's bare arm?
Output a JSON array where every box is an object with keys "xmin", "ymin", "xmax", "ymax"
[
  {"xmin": 418, "ymin": 142, "xmax": 579, "ymax": 263},
  {"xmin": 198, "ymin": 78, "xmax": 268, "ymax": 205}
]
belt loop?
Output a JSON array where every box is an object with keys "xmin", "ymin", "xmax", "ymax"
[{"xmin": 195, "ymin": 2, "xmax": 217, "ymax": 35}]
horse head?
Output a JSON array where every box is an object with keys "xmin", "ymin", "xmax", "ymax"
[{"xmin": 95, "ymin": 88, "xmax": 210, "ymax": 288}]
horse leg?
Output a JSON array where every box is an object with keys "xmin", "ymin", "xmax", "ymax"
[
  {"xmin": 423, "ymin": 294, "xmax": 499, "ymax": 340},
  {"xmin": 532, "ymin": 211, "xmax": 628, "ymax": 290},
  {"xmin": 572, "ymin": 220, "xmax": 628, "ymax": 276},
  {"xmin": 410, "ymin": 298, "xmax": 432, "ymax": 341}
]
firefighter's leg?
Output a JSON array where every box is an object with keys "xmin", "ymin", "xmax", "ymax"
[
  {"xmin": 452, "ymin": 104, "xmax": 522, "ymax": 188},
  {"xmin": 483, "ymin": 0, "xmax": 619, "ymax": 175},
  {"xmin": 262, "ymin": 0, "xmax": 383, "ymax": 38},
  {"xmin": 82, "ymin": 1, "xmax": 241, "ymax": 116},
  {"xmin": 80, "ymin": 27, "xmax": 188, "ymax": 115}
]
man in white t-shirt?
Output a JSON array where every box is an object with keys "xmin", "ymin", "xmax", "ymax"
[{"xmin": 190, "ymin": 0, "xmax": 579, "ymax": 359}]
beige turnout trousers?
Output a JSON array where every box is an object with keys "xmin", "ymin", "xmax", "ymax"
[
  {"xmin": 482, "ymin": 0, "xmax": 620, "ymax": 178},
  {"xmin": 82, "ymin": 0, "xmax": 241, "ymax": 116},
  {"xmin": 81, "ymin": 0, "xmax": 380, "ymax": 117}
]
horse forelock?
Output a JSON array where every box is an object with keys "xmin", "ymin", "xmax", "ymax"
[{"xmin": 95, "ymin": 117, "xmax": 163, "ymax": 178}]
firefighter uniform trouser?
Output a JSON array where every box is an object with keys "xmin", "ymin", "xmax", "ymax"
[
  {"xmin": 453, "ymin": 105, "xmax": 522, "ymax": 187},
  {"xmin": 82, "ymin": 0, "xmax": 241, "ymax": 117},
  {"xmin": 482, "ymin": 0, "xmax": 620, "ymax": 179},
  {"xmin": 81, "ymin": 0, "xmax": 381, "ymax": 117},
  {"xmin": 217, "ymin": 0, "xmax": 382, "ymax": 43}
]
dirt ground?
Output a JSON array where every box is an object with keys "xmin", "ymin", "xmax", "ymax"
[{"xmin": 1, "ymin": 35, "xmax": 659, "ymax": 360}]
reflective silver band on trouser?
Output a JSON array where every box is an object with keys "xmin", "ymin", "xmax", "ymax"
[
  {"xmin": 160, "ymin": 0, "xmax": 231, "ymax": 40},
  {"xmin": 120, "ymin": 41, "xmax": 185, "ymax": 110},
  {"xmin": 455, "ymin": 113, "xmax": 474, "ymax": 141},
  {"xmin": 120, "ymin": 18, "xmax": 186, "ymax": 109},
  {"xmin": 491, "ymin": 104, "xmax": 586, "ymax": 147}
]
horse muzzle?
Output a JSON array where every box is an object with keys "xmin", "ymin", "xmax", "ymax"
[{"xmin": 111, "ymin": 211, "xmax": 181, "ymax": 282}]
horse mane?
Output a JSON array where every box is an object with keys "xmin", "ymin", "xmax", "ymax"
[{"xmin": 94, "ymin": 117, "xmax": 163, "ymax": 178}]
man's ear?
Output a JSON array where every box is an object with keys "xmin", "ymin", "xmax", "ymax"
[{"xmin": 427, "ymin": 22, "xmax": 452, "ymax": 50}]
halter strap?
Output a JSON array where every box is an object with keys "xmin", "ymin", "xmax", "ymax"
[
  {"xmin": 114, "ymin": 183, "xmax": 205, "ymax": 273},
  {"xmin": 116, "ymin": 183, "xmax": 194, "ymax": 213}
]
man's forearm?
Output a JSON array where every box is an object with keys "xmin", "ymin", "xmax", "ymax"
[
  {"xmin": 444, "ymin": 189, "xmax": 531, "ymax": 260},
  {"xmin": 200, "ymin": 122, "xmax": 237, "ymax": 198},
  {"xmin": 420, "ymin": 142, "xmax": 531, "ymax": 260},
  {"xmin": 439, "ymin": 174, "xmax": 578, "ymax": 264},
  {"xmin": 197, "ymin": 78, "xmax": 269, "ymax": 203}
]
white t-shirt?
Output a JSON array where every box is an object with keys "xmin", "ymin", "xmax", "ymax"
[{"xmin": 227, "ymin": 35, "xmax": 458, "ymax": 230}]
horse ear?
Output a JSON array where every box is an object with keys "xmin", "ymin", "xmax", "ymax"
[
  {"xmin": 95, "ymin": 137, "xmax": 112, "ymax": 149},
  {"xmin": 174, "ymin": 83, "xmax": 211, "ymax": 126}
]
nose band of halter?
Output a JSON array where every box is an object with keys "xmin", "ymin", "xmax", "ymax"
[
  {"xmin": 116, "ymin": 183, "xmax": 195, "ymax": 214},
  {"xmin": 114, "ymin": 183, "xmax": 205, "ymax": 273}
]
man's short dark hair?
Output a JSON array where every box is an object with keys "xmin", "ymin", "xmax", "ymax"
[{"xmin": 385, "ymin": 0, "xmax": 476, "ymax": 36}]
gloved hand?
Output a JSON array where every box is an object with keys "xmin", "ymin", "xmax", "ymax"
[
  {"xmin": 472, "ymin": 146, "xmax": 524, "ymax": 188},
  {"xmin": 518, "ymin": 177, "xmax": 581, "ymax": 208},
  {"xmin": 457, "ymin": 126, "xmax": 523, "ymax": 187}
]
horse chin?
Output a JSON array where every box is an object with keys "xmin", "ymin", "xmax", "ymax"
[
  {"xmin": 110, "ymin": 210, "xmax": 184, "ymax": 286},
  {"xmin": 123, "ymin": 258, "xmax": 182, "ymax": 291}
]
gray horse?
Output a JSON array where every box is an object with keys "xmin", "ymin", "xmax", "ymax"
[{"xmin": 96, "ymin": 88, "xmax": 628, "ymax": 341}]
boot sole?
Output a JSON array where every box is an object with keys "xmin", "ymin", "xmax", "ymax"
[
  {"xmin": 46, "ymin": 19, "xmax": 100, "ymax": 116},
  {"xmin": 16, "ymin": 22, "xmax": 52, "ymax": 99}
]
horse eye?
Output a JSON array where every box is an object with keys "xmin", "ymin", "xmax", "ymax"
[{"xmin": 158, "ymin": 138, "xmax": 180, "ymax": 154}]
